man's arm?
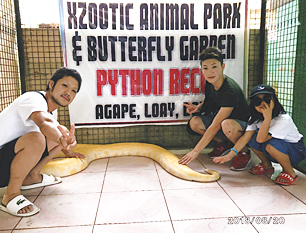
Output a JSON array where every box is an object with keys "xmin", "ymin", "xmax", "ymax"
[
  {"xmin": 178, "ymin": 107, "xmax": 233, "ymax": 165},
  {"xmin": 56, "ymin": 125, "xmax": 85, "ymax": 158},
  {"xmin": 30, "ymin": 111, "xmax": 76, "ymax": 150},
  {"xmin": 30, "ymin": 111, "xmax": 63, "ymax": 144},
  {"xmin": 62, "ymin": 149, "xmax": 85, "ymax": 159}
]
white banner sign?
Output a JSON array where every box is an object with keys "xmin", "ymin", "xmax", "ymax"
[{"xmin": 59, "ymin": 0, "xmax": 247, "ymax": 127}]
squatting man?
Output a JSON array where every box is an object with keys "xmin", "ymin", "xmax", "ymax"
[{"xmin": 0, "ymin": 67, "xmax": 84, "ymax": 217}]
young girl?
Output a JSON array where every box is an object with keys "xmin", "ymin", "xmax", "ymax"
[{"xmin": 213, "ymin": 84, "xmax": 306, "ymax": 185}]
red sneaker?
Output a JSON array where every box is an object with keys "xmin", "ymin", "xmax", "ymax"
[
  {"xmin": 207, "ymin": 142, "xmax": 232, "ymax": 159},
  {"xmin": 230, "ymin": 150, "xmax": 251, "ymax": 171}
]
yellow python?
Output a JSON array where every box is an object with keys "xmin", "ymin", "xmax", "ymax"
[{"xmin": 41, "ymin": 143, "xmax": 220, "ymax": 182}]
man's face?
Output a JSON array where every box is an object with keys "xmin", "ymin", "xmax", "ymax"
[
  {"xmin": 201, "ymin": 58, "xmax": 225, "ymax": 85},
  {"xmin": 49, "ymin": 76, "xmax": 79, "ymax": 107}
]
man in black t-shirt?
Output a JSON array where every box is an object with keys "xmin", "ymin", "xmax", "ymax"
[{"xmin": 178, "ymin": 47, "xmax": 251, "ymax": 171}]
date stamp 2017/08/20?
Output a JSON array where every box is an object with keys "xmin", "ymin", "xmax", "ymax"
[{"xmin": 228, "ymin": 216, "xmax": 285, "ymax": 225}]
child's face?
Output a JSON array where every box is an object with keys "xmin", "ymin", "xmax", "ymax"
[
  {"xmin": 201, "ymin": 59, "xmax": 225, "ymax": 86},
  {"xmin": 252, "ymin": 94, "xmax": 274, "ymax": 113}
]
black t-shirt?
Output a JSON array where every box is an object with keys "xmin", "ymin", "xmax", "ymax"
[{"xmin": 200, "ymin": 75, "xmax": 249, "ymax": 122}]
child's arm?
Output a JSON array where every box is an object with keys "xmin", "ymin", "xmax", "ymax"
[
  {"xmin": 178, "ymin": 107, "xmax": 233, "ymax": 165},
  {"xmin": 213, "ymin": 130, "xmax": 255, "ymax": 164},
  {"xmin": 256, "ymin": 101, "xmax": 274, "ymax": 143}
]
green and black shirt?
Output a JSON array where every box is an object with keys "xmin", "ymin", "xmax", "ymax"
[{"xmin": 200, "ymin": 75, "xmax": 249, "ymax": 122}]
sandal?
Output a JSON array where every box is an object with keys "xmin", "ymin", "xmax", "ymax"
[
  {"xmin": 274, "ymin": 172, "xmax": 298, "ymax": 186},
  {"xmin": 249, "ymin": 163, "xmax": 274, "ymax": 175},
  {"xmin": 0, "ymin": 195, "xmax": 40, "ymax": 217},
  {"xmin": 21, "ymin": 174, "xmax": 62, "ymax": 190}
]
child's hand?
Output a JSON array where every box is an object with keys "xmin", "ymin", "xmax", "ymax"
[
  {"xmin": 213, "ymin": 150, "xmax": 235, "ymax": 164},
  {"xmin": 178, "ymin": 150, "xmax": 199, "ymax": 165},
  {"xmin": 261, "ymin": 99, "xmax": 274, "ymax": 119},
  {"xmin": 183, "ymin": 101, "xmax": 199, "ymax": 115}
]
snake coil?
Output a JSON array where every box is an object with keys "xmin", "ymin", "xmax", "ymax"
[{"xmin": 41, "ymin": 143, "xmax": 220, "ymax": 182}]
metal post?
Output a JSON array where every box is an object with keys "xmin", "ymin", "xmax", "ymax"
[
  {"xmin": 14, "ymin": 0, "xmax": 26, "ymax": 93},
  {"xmin": 258, "ymin": 0, "xmax": 267, "ymax": 84}
]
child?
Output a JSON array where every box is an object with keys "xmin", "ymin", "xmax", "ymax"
[
  {"xmin": 214, "ymin": 84, "xmax": 306, "ymax": 185},
  {"xmin": 178, "ymin": 47, "xmax": 250, "ymax": 171}
]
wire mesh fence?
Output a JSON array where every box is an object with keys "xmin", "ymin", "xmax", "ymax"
[
  {"xmin": 264, "ymin": 0, "xmax": 299, "ymax": 115},
  {"xmin": 263, "ymin": 0, "xmax": 306, "ymax": 172},
  {"xmin": 1, "ymin": 0, "xmax": 306, "ymax": 153},
  {"xmin": 0, "ymin": 0, "xmax": 21, "ymax": 111}
]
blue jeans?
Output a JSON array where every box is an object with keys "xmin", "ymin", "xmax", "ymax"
[{"xmin": 248, "ymin": 132, "xmax": 306, "ymax": 166}]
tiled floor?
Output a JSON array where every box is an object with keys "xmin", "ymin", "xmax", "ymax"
[{"xmin": 1, "ymin": 148, "xmax": 306, "ymax": 233}]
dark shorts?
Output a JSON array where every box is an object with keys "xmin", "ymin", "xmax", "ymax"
[
  {"xmin": 0, "ymin": 137, "xmax": 49, "ymax": 188},
  {"xmin": 248, "ymin": 132, "xmax": 306, "ymax": 167},
  {"xmin": 187, "ymin": 113, "xmax": 247, "ymax": 141}
]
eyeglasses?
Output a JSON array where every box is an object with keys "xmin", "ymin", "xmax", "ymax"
[{"xmin": 251, "ymin": 95, "xmax": 273, "ymax": 106}]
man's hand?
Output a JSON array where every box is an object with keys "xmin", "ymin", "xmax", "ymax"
[
  {"xmin": 62, "ymin": 149, "xmax": 85, "ymax": 159},
  {"xmin": 57, "ymin": 124, "xmax": 76, "ymax": 150},
  {"xmin": 178, "ymin": 150, "xmax": 199, "ymax": 165}
]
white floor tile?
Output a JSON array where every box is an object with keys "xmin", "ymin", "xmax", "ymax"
[
  {"xmin": 252, "ymin": 214, "xmax": 306, "ymax": 233},
  {"xmin": 96, "ymin": 191, "xmax": 170, "ymax": 224},
  {"xmin": 41, "ymin": 172, "xmax": 105, "ymax": 195},
  {"xmin": 12, "ymin": 225, "xmax": 93, "ymax": 233},
  {"xmin": 1, "ymin": 147, "xmax": 306, "ymax": 232},
  {"xmin": 164, "ymin": 188, "xmax": 243, "ymax": 220},
  {"xmin": 217, "ymin": 170, "xmax": 274, "ymax": 187},
  {"xmin": 103, "ymin": 169, "xmax": 161, "ymax": 192},
  {"xmin": 173, "ymin": 218, "xmax": 258, "ymax": 233},
  {"xmin": 16, "ymin": 193, "xmax": 100, "ymax": 229},
  {"xmin": 93, "ymin": 222, "xmax": 174, "ymax": 233},
  {"xmin": 282, "ymin": 170, "xmax": 306, "ymax": 203},
  {"xmin": 0, "ymin": 196, "xmax": 37, "ymax": 229},
  {"xmin": 83, "ymin": 158, "xmax": 109, "ymax": 173},
  {"xmin": 224, "ymin": 185, "xmax": 306, "ymax": 215}
]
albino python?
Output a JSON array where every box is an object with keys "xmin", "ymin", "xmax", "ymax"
[{"xmin": 41, "ymin": 143, "xmax": 220, "ymax": 182}]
